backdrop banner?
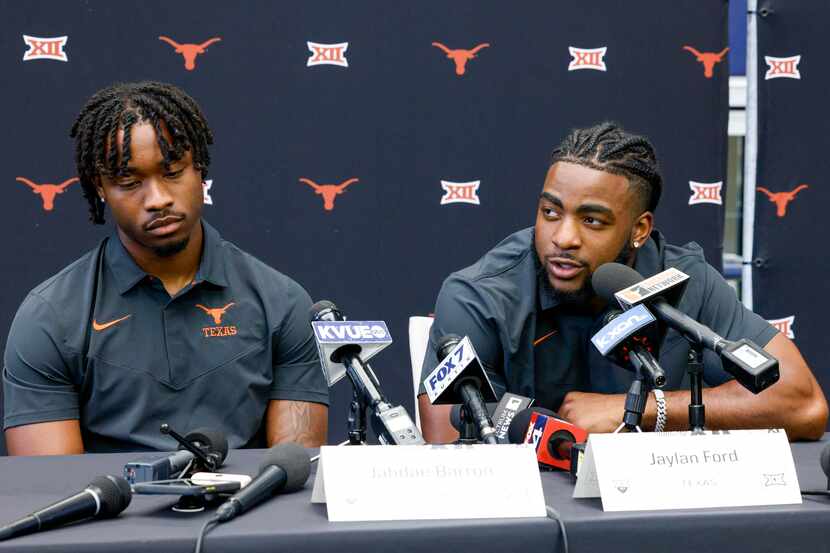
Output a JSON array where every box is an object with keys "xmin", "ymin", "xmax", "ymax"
[{"xmin": 0, "ymin": 1, "xmax": 729, "ymax": 453}]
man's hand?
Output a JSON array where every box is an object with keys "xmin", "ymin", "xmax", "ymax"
[{"xmin": 558, "ymin": 391, "xmax": 626, "ymax": 433}]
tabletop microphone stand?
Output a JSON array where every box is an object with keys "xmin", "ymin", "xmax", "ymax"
[
  {"xmin": 686, "ymin": 342, "xmax": 706, "ymax": 433},
  {"xmin": 347, "ymin": 389, "xmax": 368, "ymax": 445},
  {"xmin": 615, "ymin": 368, "xmax": 648, "ymax": 433},
  {"xmin": 457, "ymin": 406, "xmax": 481, "ymax": 444}
]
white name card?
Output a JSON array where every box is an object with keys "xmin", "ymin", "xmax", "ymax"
[
  {"xmin": 573, "ymin": 429, "xmax": 801, "ymax": 511},
  {"xmin": 311, "ymin": 444, "xmax": 547, "ymax": 522}
]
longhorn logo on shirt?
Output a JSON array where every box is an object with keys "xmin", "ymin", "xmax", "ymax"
[
  {"xmin": 158, "ymin": 36, "xmax": 221, "ymax": 71},
  {"xmin": 300, "ymin": 177, "xmax": 358, "ymax": 211},
  {"xmin": 765, "ymin": 55, "xmax": 801, "ymax": 80},
  {"xmin": 756, "ymin": 185, "xmax": 808, "ymax": 218},
  {"xmin": 196, "ymin": 302, "xmax": 237, "ymax": 337},
  {"xmin": 16, "ymin": 176, "xmax": 78, "ymax": 211},
  {"xmin": 307, "ymin": 42, "xmax": 349, "ymax": 67},
  {"xmin": 682, "ymin": 46, "xmax": 729, "ymax": 78},
  {"xmin": 22, "ymin": 35, "xmax": 68, "ymax": 62},
  {"xmin": 767, "ymin": 316, "xmax": 795, "ymax": 339},
  {"xmin": 688, "ymin": 181, "xmax": 723, "ymax": 206},
  {"xmin": 440, "ymin": 180, "xmax": 481, "ymax": 206},
  {"xmin": 431, "ymin": 42, "xmax": 490, "ymax": 76},
  {"xmin": 568, "ymin": 47, "xmax": 607, "ymax": 72}
]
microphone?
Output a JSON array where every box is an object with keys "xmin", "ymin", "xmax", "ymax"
[
  {"xmin": 450, "ymin": 393, "xmax": 534, "ymax": 444},
  {"xmin": 310, "ymin": 301, "xmax": 424, "ymax": 445},
  {"xmin": 424, "ymin": 334, "xmax": 499, "ymax": 444},
  {"xmin": 123, "ymin": 427, "xmax": 229, "ymax": 484},
  {"xmin": 507, "ymin": 407, "xmax": 588, "ymax": 471},
  {"xmin": 593, "ymin": 263, "xmax": 780, "ymax": 394},
  {"xmin": 591, "ymin": 306, "xmax": 667, "ymax": 388},
  {"xmin": 0, "ymin": 475, "xmax": 132, "ymax": 541},
  {"xmin": 215, "ymin": 443, "xmax": 311, "ymax": 522}
]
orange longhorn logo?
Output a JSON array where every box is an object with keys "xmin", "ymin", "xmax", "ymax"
[
  {"xmin": 299, "ymin": 178, "xmax": 358, "ymax": 212},
  {"xmin": 196, "ymin": 302, "xmax": 235, "ymax": 324},
  {"xmin": 158, "ymin": 36, "xmax": 221, "ymax": 70},
  {"xmin": 431, "ymin": 42, "xmax": 490, "ymax": 76},
  {"xmin": 756, "ymin": 185, "xmax": 809, "ymax": 218},
  {"xmin": 16, "ymin": 176, "xmax": 78, "ymax": 211},
  {"xmin": 682, "ymin": 46, "xmax": 729, "ymax": 78}
]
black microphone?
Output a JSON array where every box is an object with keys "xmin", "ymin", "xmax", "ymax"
[
  {"xmin": 431, "ymin": 334, "xmax": 498, "ymax": 445},
  {"xmin": 310, "ymin": 300, "xmax": 424, "ymax": 445},
  {"xmin": 0, "ymin": 475, "xmax": 132, "ymax": 541},
  {"xmin": 215, "ymin": 443, "xmax": 311, "ymax": 522},
  {"xmin": 593, "ymin": 263, "xmax": 779, "ymax": 394},
  {"xmin": 593, "ymin": 308, "xmax": 667, "ymax": 388}
]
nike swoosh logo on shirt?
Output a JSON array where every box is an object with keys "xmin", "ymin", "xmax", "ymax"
[
  {"xmin": 92, "ymin": 314, "xmax": 131, "ymax": 331},
  {"xmin": 533, "ymin": 329, "xmax": 558, "ymax": 347}
]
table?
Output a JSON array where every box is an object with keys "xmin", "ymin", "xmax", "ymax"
[{"xmin": 1, "ymin": 438, "xmax": 829, "ymax": 553}]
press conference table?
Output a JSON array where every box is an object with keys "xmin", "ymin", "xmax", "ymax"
[{"xmin": 1, "ymin": 438, "xmax": 829, "ymax": 553}]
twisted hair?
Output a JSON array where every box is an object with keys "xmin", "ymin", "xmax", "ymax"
[
  {"xmin": 551, "ymin": 122, "xmax": 662, "ymax": 213},
  {"xmin": 69, "ymin": 81, "xmax": 214, "ymax": 224}
]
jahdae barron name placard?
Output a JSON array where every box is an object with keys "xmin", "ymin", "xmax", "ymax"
[{"xmin": 573, "ymin": 429, "xmax": 801, "ymax": 511}]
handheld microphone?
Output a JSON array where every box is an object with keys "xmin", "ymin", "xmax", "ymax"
[
  {"xmin": 593, "ymin": 263, "xmax": 780, "ymax": 394},
  {"xmin": 449, "ymin": 393, "xmax": 534, "ymax": 444},
  {"xmin": 424, "ymin": 334, "xmax": 499, "ymax": 444},
  {"xmin": 123, "ymin": 427, "xmax": 229, "ymax": 484},
  {"xmin": 215, "ymin": 443, "xmax": 311, "ymax": 522},
  {"xmin": 310, "ymin": 301, "xmax": 424, "ymax": 445},
  {"xmin": 591, "ymin": 306, "xmax": 667, "ymax": 388},
  {"xmin": 0, "ymin": 475, "xmax": 132, "ymax": 541},
  {"xmin": 507, "ymin": 407, "xmax": 588, "ymax": 471}
]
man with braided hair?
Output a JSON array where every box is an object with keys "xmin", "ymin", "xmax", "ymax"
[
  {"xmin": 419, "ymin": 122, "xmax": 827, "ymax": 442},
  {"xmin": 3, "ymin": 82, "xmax": 329, "ymax": 454}
]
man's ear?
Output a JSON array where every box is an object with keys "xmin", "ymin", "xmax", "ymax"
[
  {"xmin": 632, "ymin": 211, "xmax": 653, "ymax": 248},
  {"xmin": 94, "ymin": 177, "xmax": 106, "ymax": 203}
]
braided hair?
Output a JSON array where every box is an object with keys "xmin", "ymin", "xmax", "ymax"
[
  {"xmin": 550, "ymin": 122, "xmax": 662, "ymax": 214},
  {"xmin": 69, "ymin": 81, "xmax": 214, "ymax": 224}
]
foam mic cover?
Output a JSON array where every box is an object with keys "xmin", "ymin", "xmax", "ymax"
[
  {"xmin": 259, "ymin": 443, "xmax": 311, "ymax": 493},
  {"xmin": 184, "ymin": 427, "xmax": 229, "ymax": 465},
  {"xmin": 592, "ymin": 263, "xmax": 642, "ymax": 304},
  {"xmin": 820, "ymin": 443, "xmax": 830, "ymax": 479},
  {"xmin": 507, "ymin": 407, "xmax": 557, "ymax": 444},
  {"xmin": 90, "ymin": 475, "xmax": 133, "ymax": 517},
  {"xmin": 309, "ymin": 300, "xmax": 343, "ymax": 323}
]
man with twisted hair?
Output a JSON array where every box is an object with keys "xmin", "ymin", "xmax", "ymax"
[
  {"xmin": 419, "ymin": 122, "xmax": 827, "ymax": 442},
  {"xmin": 3, "ymin": 82, "xmax": 328, "ymax": 454}
]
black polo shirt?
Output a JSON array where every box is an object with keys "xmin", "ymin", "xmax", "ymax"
[
  {"xmin": 3, "ymin": 221, "xmax": 328, "ymax": 452},
  {"xmin": 419, "ymin": 227, "xmax": 778, "ymax": 412}
]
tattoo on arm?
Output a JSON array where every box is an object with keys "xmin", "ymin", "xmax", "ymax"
[{"xmin": 267, "ymin": 401, "xmax": 328, "ymax": 448}]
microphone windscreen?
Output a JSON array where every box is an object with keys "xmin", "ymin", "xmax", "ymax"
[
  {"xmin": 259, "ymin": 443, "xmax": 311, "ymax": 492},
  {"xmin": 820, "ymin": 443, "xmax": 830, "ymax": 478},
  {"xmin": 185, "ymin": 427, "xmax": 229, "ymax": 464},
  {"xmin": 506, "ymin": 407, "xmax": 558, "ymax": 444},
  {"xmin": 592, "ymin": 263, "xmax": 644, "ymax": 303},
  {"xmin": 309, "ymin": 300, "xmax": 343, "ymax": 323},
  {"xmin": 90, "ymin": 475, "xmax": 132, "ymax": 517},
  {"xmin": 436, "ymin": 334, "xmax": 462, "ymax": 360}
]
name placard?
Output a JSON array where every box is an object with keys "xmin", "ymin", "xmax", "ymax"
[
  {"xmin": 573, "ymin": 429, "xmax": 801, "ymax": 511},
  {"xmin": 311, "ymin": 444, "xmax": 547, "ymax": 522}
]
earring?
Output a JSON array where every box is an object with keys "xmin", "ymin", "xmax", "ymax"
[{"xmin": 633, "ymin": 241, "xmax": 639, "ymax": 248}]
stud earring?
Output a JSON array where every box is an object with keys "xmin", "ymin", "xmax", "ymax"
[{"xmin": 633, "ymin": 241, "xmax": 639, "ymax": 248}]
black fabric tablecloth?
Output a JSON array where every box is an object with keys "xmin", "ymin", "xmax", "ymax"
[{"xmin": 1, "ymin": 438, "xmax": 829, "ymax": 553}]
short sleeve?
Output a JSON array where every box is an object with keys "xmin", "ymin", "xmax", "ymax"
[
  {"xmin": 418, "ymin": 277, "xmax": 507, "ymax": 397},
  {"xmin": 3, "ymin": 294, "xmax": 79, "ymax": 430},
  {"xmin": 696, "ymin": 263, "xmax": 778, "ymax": 385},
  {"xmin": 270, "ymin": 281, "xmax": 329, "ymax": 406}
]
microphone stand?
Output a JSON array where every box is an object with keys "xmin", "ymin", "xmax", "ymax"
[
  {"xmin": 347, "ymin": 389, "xmax": 368, "ymax": 445},
  {"xmin": 457, "ymin": 406, "xmax": 480, "ymax": 444},
  {"xmin": 615, "ymin": 368, "xmax": 648, "ymax": 433},
  {"xmin": 686, "ymin": 342, "xmax": 706, "ymax": 433}
]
